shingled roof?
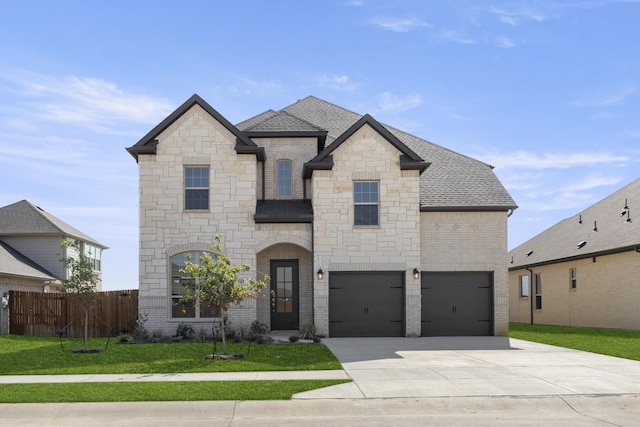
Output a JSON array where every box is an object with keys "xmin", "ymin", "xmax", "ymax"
[
  {"xmin": 0, "ymin": 241, "xmax": 55, "ymax": 281},
  {"xmin": 509, "ymin": 178, "xmax": 640, "ymax": 269},
  {"xmin": 239, "ymin": 96, "xmax": 517, "ymax": 211},
  {"xmin": 0, "ymin": 200, "xmax": 107, "ymax": 249}
]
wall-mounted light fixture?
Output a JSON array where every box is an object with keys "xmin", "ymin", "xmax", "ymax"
[
  {"xmin": 316, "ymin": 268, "xmax": 323, "ymax": 280},
  {"xmin": 577, "ymin": 241, "xmax": 587, "ymax": 249},
  {"xmin": 413, "ymin": 268, "xmax": 420, "ymax": 280}
]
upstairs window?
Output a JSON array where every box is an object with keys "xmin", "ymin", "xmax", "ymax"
[
  {"xmin": 570, "ymin": 268, "xmax": 577, "ymax": 289},
  {"xmin": 354, "ymin": 181, "xmax": 379, "ymax": 226},
  {"xmin": 277, "ymin": 160, "xmax": 292, "ymax": 198},
  {"xmin": 83, "ymin": 243, "xmax": 102, "ymax": 272},
  {"xmin": 535, "ymin": 273, "xmax": 542, "ymax": 310},
  {"xmin": 185, "ymin": 167, "xmax": 209, "ymax": 210}
]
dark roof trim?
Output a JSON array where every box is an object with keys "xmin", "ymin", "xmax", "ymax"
[
  {"xmin": 302, "ymin": 114, "xmax": 426, "ymax": 178},
  {"xmin": 302, "ymin": 156, "xmax": 334, "ymax": 179},
  {"xmin": 126, "ymin": 94, "xmax": 259, "ymax": 162},
  {"xmin": 421, "ymin": 205, "xmax": 518, "ymax": 212},
  {"xmin": 509, "ymin": 244, "xmax": 640, "ymax": 271},
  {"xmin": 254, "ymin": 216, "xmax": 313, "ymax": 224},
  {"xmin": 244, "ymin": 131, "xmax": 328, "ymax": 155},
  {"xmin": 235, "ymin": 142, "xmax": 266, "ymax": 162}
]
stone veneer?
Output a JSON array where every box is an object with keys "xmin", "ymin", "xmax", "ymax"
[{"xmin": 135, "ymin": 105, "xmax": 511, "ymax": 337}]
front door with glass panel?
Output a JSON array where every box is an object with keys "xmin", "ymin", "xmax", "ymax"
[{"xmin": 270, "ymin": 260, "xmax": 299, "ymax": 330}]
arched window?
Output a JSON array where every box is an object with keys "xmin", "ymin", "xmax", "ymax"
[
  {"xmin": 276, "ymin": 160, "xmax": 292, "ymax": 198},
  {"xmin": 170, "ymin": 252, "xmax": 220, "ymax": 319}
]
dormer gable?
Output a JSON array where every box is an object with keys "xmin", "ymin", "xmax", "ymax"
[
  {"xmin": 303, "ymin": 113, "xmax": 430, "ymax": 179},
  {"xmin": 126, "ymin": 94, "xmax": 264, "ymax": 162}
]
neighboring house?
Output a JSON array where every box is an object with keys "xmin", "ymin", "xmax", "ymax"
[
  {"xmin": 509, "ymin": 178, "xmax": 640, "ymax": 330},
  {"xmin": 127, "ymin": 94, "xmax": 516, "ymax": 337},
  {"xmin": 0, "ymin": 200, "xmax": 108, "ymax": 334}
]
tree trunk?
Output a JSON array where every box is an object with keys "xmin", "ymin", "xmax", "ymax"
[
  {"xmin": 83, "ymin": 307, "xmax": 89, "ymax": 350},
  {"xmin": 220, "ymin": 309, "xmax": 228, "ymax": 354}
]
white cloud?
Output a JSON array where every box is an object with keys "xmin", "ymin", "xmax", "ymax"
[
  {"xmin": 495, "ymin": 35, "xmax": 516, "ymax": 48},
  {"xmin": 490, "ymin": 6, "xmax": 546, "ymax": 25},
  {"xmin": 480, "ymin": 150, "xmax": 629, "ymax": 169},
  {"xmin": 318, "ymin": 74, "xmax": 360, "ymax": 92},
  {"xmin": 440, "ymin": 30, "xmax": 477, "ymax": 45},
  {"xmin": 369, "ymin": 16, "xmax": 430, "ymax": 33},
  {"xmin": 377, "ymin": 92, "xmax": 422, "ymax": 113},
  {"xmin": 570, "ymin": 86, "xmax": 637, "ymax": 107},
  {"xmin": 225, "ymin": 77, "xmax": 284, "ymax": 97},
  {"xmin": 560, "ymin": 173, "xmax": 623, "ymax": 191}
]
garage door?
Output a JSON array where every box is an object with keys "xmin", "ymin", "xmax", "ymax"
[
  {"xmin": 329, "ymin": 272, "xmax": 404, "ymax": 337},
  {"xmin": 421, "ymin": 272, "xmax": 493, "ymax": 336}
]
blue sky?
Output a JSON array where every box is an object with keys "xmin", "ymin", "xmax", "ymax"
[{"xmin": 1, "ymin": 1, "xmax": 638, "ymax": 291}]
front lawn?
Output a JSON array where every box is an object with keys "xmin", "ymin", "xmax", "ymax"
[
  {"xmin": 0, "ymin": 335, "xmax": 342, "ymax": 375},
  {"xmin": 508, "ymin": 323, "xmax": 640, "ymax": 361},
  {"xmin": 0, "ymin": 335, "xmax": 347, "ymax": 403}
]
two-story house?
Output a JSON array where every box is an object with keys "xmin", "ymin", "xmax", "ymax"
[
  {"xmin": 0, "ymin": 200, "xmax": 107, "ymax": 334},
  {"xmin": 127, "ymin": 94, "xmax": 516, "ymax": 337}
]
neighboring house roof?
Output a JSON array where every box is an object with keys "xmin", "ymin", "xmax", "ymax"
[
  {"xmin": 243, "ymin": 95, "xmax": 517, "ymax": 211},
  {"xmin": 0, "ymin": 240, "xmax": 55, "ymax": 281},
  {"xmin": 0, "ymin": 200, "xmax": 107, "ymax": 249},
  {"xmin": 509, "ymin": 178, "xmax": 640, "ymax": 269}
]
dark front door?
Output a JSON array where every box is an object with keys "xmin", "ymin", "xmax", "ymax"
[{"xmin": 270, "ymin": 260, "xmax": 299, "ymax": 330}]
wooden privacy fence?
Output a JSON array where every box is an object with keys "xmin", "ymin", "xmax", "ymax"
[{"xmin": 9, "ymin": 290, "xmax": 138, "ymax": 338}]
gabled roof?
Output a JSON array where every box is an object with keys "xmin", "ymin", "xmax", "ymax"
[
  {"xmin": 126, "ymin": 94, "xmax": 264, "ymax": 162},
  {"xmin": 277, "ymin": 96, "xmax": 517, "ymax": 211},
  {"xmin": 0, "ymin": 200, "xmax": 107, "ymax": 249},
  {"xmin": 509, "ymin": 178, "xmax": 640, "ymax": 269},
  {"xmin": 241, "ymin": 110, "xmax": 328, "ymax": 153},
  {"xmin": 0, "ymin": 240, "xmax": 55, "ymax": 281},
  {"xmin": 303, "ymin": 113, "xmax": 430, "ymax": 179}
]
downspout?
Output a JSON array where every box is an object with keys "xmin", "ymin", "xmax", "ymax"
[
  {"xmin": 261, "ymin": 160, "xmax": 266, "ymax": 201},
  {"xmin": 525, "ymin": 266, "xmax": 534, "ymax": 325}
]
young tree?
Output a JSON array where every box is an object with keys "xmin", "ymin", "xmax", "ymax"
[
  {"xmin": 180, "ymin": 236, "xmax": 269, "ymax": 355},
  {"xmin": 58, "ymin": 239, "xmax": 99, "ymax": 351}
]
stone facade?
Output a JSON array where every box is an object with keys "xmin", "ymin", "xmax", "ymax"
[{"xmin": 130, "ymin": 95, "xmax": 515, "ymax": 337}]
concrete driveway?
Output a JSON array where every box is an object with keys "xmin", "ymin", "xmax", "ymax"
[{"xmin": 294, "ymin": 336, "xmax": 640, "ymax": 399}]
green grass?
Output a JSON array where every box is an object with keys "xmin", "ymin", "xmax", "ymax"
[
  {"xmin": 508, "ymin": 323, "xmax": 640, "ymax": 361},
  {"xmin": 0, "ymin": 335, "xmax": 342, "ymax": 375},
  {"xmin": 0, "ymin": 380, "xmax": 351, "ymax": 403},
  {"xmin": 0, "ymin": 335, "xmax": 348, "ymax": 403}
]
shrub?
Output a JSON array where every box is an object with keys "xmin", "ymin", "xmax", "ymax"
[
  {"xmin": 299, "ymin": 323, "xmax": 317, "ymax": 341},
  {"xmin": 131, "ymin": 313, "xmax": 150, "ymax": 342},
  {"xmin": 289, "ymin": 335, "xmax": 300, "ymax": 343},
  {"xmin": 195, "ymin": 328, "xmax": 207, "ymax": 343},
  {"xmin": 116, "ymin": 334, "xmax": 133, "ymax": 344},
  {"xmin": 249, "ymin": 320, "xmax": 269, "ymax": 342},
  {"xmin": 175, "ymin": 323, "xmax": 194, "ymax": 340},
  {"xmin": 151, "ymin": 329, "xmax": 163, "ymax": 343}
]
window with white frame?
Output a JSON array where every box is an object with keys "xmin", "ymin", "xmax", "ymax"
[
  {"xmin": 184, "ymin": 167, "xmax": 209, "ymax": 210},
  {"xmin": 83, "ymin": 243, "xmax": 102, "ymax": 272},
  {"xmin": 170, "ymin": 252, "xmax": 220, "ymax": 319},
  {"xmin": 354, "ymin": 181, "xmax": 379, "ymax": 226},
  {"xmin": 276, "ymin": 160, "xmax": 292, "ymax": 198},
  {"xmin": 519, "ymin": 274, "xmax": 529, "ymax": 297},
  {"xmin": 570, "ymin": 268, "xmax": 577, "ymax": 289}
]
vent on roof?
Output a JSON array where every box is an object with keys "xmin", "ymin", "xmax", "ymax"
[
  {"xmin": 526, "ymin": 250, "xmax": 533, "ymax": 257},
  {"xmin": 36, "ymin": 205, "xmax": 44, "ymax": 211},
  {"xmin": 577, "ymin": 241, "xmax": 587, "ymax": 249}
]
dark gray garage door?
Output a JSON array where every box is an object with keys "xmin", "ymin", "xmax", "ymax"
[
  {"xmin": 421, "ymin": 272, "xmax": 493, "ymax": 336},
  {"xmin": 329, "ymin": 272, "xmax": 404, "ymax": 337}
]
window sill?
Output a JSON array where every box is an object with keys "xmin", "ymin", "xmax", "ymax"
[
  {"xmin": 353, "ymin": 225, "xmax": 381, "ymax": 229},
  {"xmin": 183, "ymin": 209, "xmax": 210, "ymax": 213}
]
